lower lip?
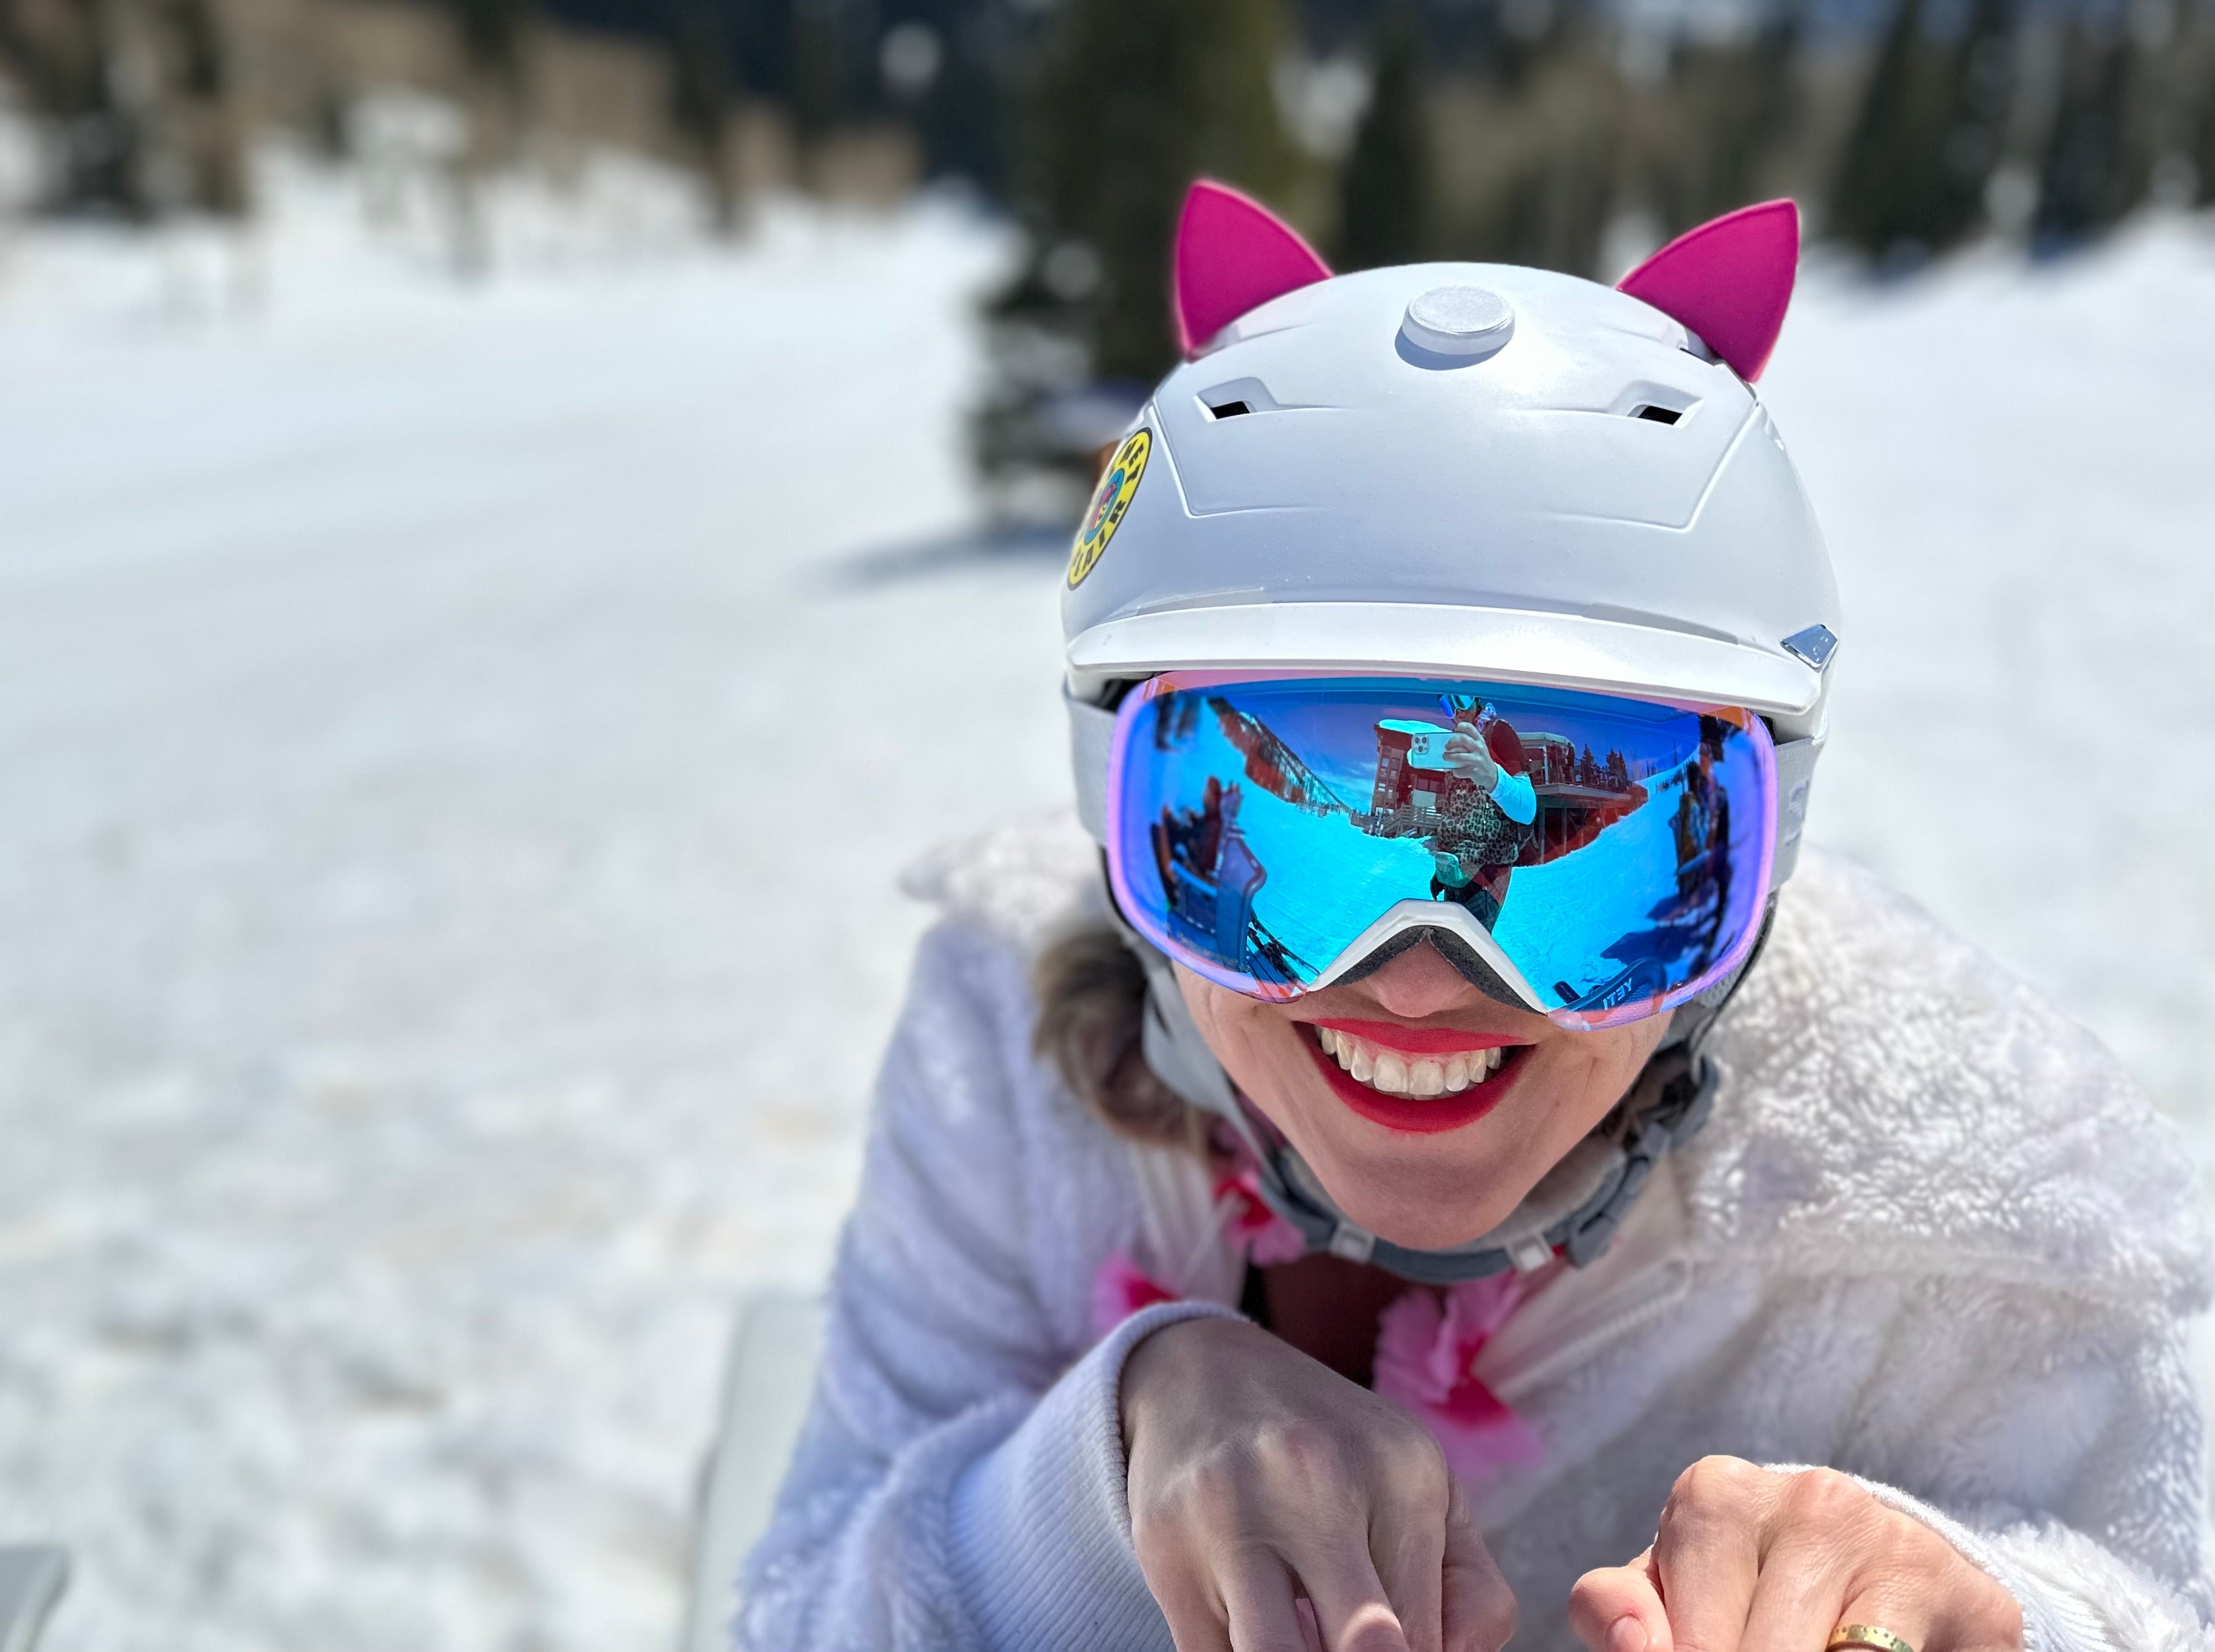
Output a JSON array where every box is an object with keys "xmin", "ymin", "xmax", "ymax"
[{"xmin": 1300, "ymin": 1035, "xmax": 1521, "ymax": 1135}]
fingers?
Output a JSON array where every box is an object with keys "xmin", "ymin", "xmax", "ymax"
[
  {"xmin": 1735, "ymin": 1468, "xmax": 1879, "ymax": 1652},
  {"xmin": 1651, "ymin": 1457, "xmax": 1775, "ymax": 1652},
  {"xmin": 1299, "ymin": 1544, "xmax": 1413, "ymax": 1652},
  {"xmin": 1732, "ymin": 1533, "xmax": 1849, "ymax": 1652},
  {"xmin": 1216, "ymin": 1551, "xmax": 1312, "ymax": 1652},
  {"xmin": 1370, "ymin": 1496, "xmax": 1446, "ymax": 1652},
  {"xmin": 1569, "ymin": 1550, "xmax": 1669, "ymax": 1652},
  {"xmin": 1616, "ymin": 1461, "xmax": 2020, "ymax": 1652},
  {"xmin": 1827, "ymin": 1588, "xmax": 1943, "ymax": 1652},
  {"xmin": 1439, "ymin": 1480, "xmax": 1518, "ymax": 1652},
  {"xmin": 1150, "ymin": 1567, "xmax": 1236, "ymax": 1652}
]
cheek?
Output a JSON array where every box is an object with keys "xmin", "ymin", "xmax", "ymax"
[
  {"xmin": 1561, "ymin": 1019, "xmax": 1671, "ymax": 1099},
  {"xmin": 1176, "ymin": 973, "xmax": 1292, "ymax": 1090}
]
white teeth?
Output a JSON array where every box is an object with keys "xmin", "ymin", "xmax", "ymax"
[{"xmin": 1314, "ymin": 1028, "xmax": 1516, "ymax": 1099}]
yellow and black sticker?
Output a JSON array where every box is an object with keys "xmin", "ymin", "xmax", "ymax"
[{"xmin": 1067, "ymin": 428, "xmax": 1151, "ymax": 589}]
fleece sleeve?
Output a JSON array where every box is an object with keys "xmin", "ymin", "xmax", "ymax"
[{"xmin": 733, "ymin": 921, "xmax": 1240, "ymax": 1651}]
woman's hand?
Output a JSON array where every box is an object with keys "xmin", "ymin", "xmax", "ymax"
[
  {"xmin": 1569, "ymin": 1458, "xmax": 2024, "ymax": 1652},
  {"xmin": 1122, "ymin": 1316, "xmax": 1516, "ymax": 1652},
  {"xmin": 1442, "ymin": 725, "xmax": 1499, "ymax": 792}
]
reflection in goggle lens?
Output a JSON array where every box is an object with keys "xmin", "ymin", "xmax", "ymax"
[{"xmin": 1108, "ymin": 675, "xmax": 1775, "ymax": 1023}]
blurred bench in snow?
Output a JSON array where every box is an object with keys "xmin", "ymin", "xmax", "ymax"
[
  {"xmin": 0, "ymin": 1548, "xmax": 66, "ymax": 1652},
  {"xmin": 680, "ymin": 1293, "xmax": 827, "ymax": 1652}
]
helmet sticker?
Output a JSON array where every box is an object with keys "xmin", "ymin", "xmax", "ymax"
[{"xmin": 1068, "ymin": 428, "xmax": 1151, "ymax": 589}]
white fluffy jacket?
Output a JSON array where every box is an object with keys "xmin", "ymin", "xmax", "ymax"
[{"xmin": 737, "ymin": 817, "xmax": 2213, "ymax": 1651}]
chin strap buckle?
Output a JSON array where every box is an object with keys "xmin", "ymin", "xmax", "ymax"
[
  {"xmin": 1326, "ymin": 1221, "xmax": 1376, "ymax": 1264},
  {"xmin": 1507, "ymin": 1236, "xmax": 1555, "ymax": 1273}
]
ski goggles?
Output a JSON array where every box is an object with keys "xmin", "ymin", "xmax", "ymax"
[{"xmin": 1095, "ymin": 671, "xmax": 1779, "ymax": 1029}]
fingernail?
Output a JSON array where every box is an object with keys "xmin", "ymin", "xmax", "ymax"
[{"xmin": 1608, "ymin": 1617, "xmax": 1649, "ymax": 1652}]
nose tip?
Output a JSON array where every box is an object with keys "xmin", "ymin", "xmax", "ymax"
[{"xmin": 1360, "ymin": 935, "xmax": 1493, "ymax": 1020}]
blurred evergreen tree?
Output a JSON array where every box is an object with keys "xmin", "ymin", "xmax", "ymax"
[
  {"xmin": 900, "ymin": 9, "xmax": 1020, "ymax": 193},
  {"xmin": 792, "ymin": 0, "xmax": 859, "ymax": 140},
  {"xmin": 1829, "ymin": 0, "xmax": 1951, "ymax": 259},
  {"xmin": 1021, "ymin": 0, "xmax": 1298, "ymax": 382},
  {"xmin": 972, "ymin": 0, "xmax": 1297, "ymax": 506},
  {"xmin": 1450, "ymin": 56, "xmax": 1622, "ymax": 276},
  {"xmin": 1336, "ymin": 5, "xmax": 1433, "ymax": 268},
  {"xmin": 666, "ymin": 0, "xmax": 739, "ymax": 228},
  {"xmin": 2033, "ymin": 17, "xmax": 2137, "ymax": 246},
  {"xmin": 1925, "ymin": 0, "xmax": 2015, "ymax": 247},
  {"xmin": 0, "ymin": 0, "xmax": 151, "ymax": 216},
  {"xmin": 1662, "ymin": 7, "xmax": 1803, "ymax": 233},
  {"xmin": 161, "ymin": 0, "xmax": 248, "ymax": 215},
  {"xmin": 442, "ymin": 0, "xmax": 535, "ymax": 273},
  {"xmin": 451, "ymin": 0, "xmax": 533, "ymax": 85},
  {"xmin": 2196, "ymin": 50, "xmax": 2215, "ymax": 207}
]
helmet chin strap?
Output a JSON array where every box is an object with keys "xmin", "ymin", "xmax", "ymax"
[{"xmin": 1126, "ymin": 906, "xmax": 1775, "ymax": 1284}]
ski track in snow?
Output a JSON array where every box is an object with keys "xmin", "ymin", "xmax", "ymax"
[{"xmin": 0, "ymin": 159, "xmax": 2208, "ymax": 1651}]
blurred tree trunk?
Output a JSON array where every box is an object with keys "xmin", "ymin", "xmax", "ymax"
[
  {"xmin": 158, "ymin": 0, "xmax": 248, "ymax": 215},
  {"xmin": 2032, "ymin": 18, "xmax": 2136, "ymax": 248},
  {"xmin": 1336, "ymin": 5, "xmax": 1432, "ymax": 269},
  {"xmin": 667, "ymin": 0, "xmax": 739, "ymax": 232},
  {"xmin": 790, "ymin": 0, "xmax": 854, "ymax": 148},
  {"xmin": 1925, "ymin": 0, "xmax": 2015, "ymax": 247},
  {"xmin": 444, "ymin": 0, "xmax": 533, "ymax": 276}
]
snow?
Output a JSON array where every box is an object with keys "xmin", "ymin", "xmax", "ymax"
[
  {"xmin": 0, "ymin": 141, "xmax": 2208, "ymax": 1651},
  {"xmin": 1763, "ymin": 231, "xmax": 2215, "ymax": 1149}
]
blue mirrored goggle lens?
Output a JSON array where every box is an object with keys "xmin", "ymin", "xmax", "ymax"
[{"xmin": 1105, "ymin": 675, "xmax": 1775, "ymax": 1022}]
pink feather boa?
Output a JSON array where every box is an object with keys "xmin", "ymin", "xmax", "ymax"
[
  {"xmin": 1370, "ymin": 1274, "xmax": 1544, "ymax": 1486},
  {"xmin": 1089, "ymin": 1165, "xmax": 1545, "ymax": 1486}
]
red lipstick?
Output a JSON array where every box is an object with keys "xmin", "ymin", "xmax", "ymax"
[
  {"xmin": 1309, "ymin": 1018, "xmax": 1522, "ymax": 1056},
  {"xmin": 1299, "ymin": 1031, "xmax": 1525, "ymax": 1135}
]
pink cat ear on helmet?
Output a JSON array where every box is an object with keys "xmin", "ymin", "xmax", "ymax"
[
  {"xmin": 1172, "ymin": 179, "xmax": 1333, "ymax": 358},
  {"xmin": 1617, "ymin": 199, "xmax": 1800, "ymax": 382}
]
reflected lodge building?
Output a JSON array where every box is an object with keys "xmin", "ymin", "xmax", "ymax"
[{"xmin": 1370, "ymin": 720, "xmax": 1645, "ymax": 866}]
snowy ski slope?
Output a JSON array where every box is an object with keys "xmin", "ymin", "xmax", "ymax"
[{"xmin": 0, "ymin": 153, "xmax": 2208, "ymax": 1651}]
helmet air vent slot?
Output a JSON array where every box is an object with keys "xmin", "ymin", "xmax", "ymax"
[
  {"xmin": 1195, "ymin": 376, "xmax": 1281, "ymax": 421},
  {"xmin": 1610, "ymin": 382, "xmax": 1699, "ymax": 426}
]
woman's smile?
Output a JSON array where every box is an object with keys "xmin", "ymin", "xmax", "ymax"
[
  {"xmin": 1175, "ymin": 940, "xmax": 1670, "ymax": 1249},
  {"xmin": 1299, "ymin": 1019, "xmax": 1532, "ymax": 1134}
]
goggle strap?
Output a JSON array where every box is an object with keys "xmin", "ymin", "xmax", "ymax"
[
  {"xmin": 1067, "ymin": 689, "xmax": 1116, "ymax": 842},
  {"xmin": 1772, "ymin": 733, "xmax": 1818, "ymax": 887}
]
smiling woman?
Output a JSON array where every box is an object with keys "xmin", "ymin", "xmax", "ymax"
[{"xmin": 734, "ymin": 184, "xmax": 2211, "ymax": 1652}]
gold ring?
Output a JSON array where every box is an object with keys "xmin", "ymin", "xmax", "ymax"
[{"xmin": 1827, "ymin": 1627, "xmax": 1917, "ymax": 1652}]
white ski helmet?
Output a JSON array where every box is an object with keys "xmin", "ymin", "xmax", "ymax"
[{"xmin": 1064, "ymin": 183, "xmax": 1839, "ymax": 892}]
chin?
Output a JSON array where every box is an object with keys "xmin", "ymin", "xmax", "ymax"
[{"xmin": 1306, "ymin": 1144, "xmax": 1531, "ymax": 1251}]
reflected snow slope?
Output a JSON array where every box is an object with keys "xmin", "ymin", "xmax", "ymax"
[{"xmin": 0, "ymin": 149, "xmax": 2208, "ymax": 1652}]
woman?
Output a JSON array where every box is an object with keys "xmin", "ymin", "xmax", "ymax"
[{"xmin": 737, "ymin": 186, "xmax": 2210, "ymax": 1652}]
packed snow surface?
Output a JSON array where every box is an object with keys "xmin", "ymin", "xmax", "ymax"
[{"xmin": 0, "ymin": 149, "xmax": 2208, "ymax": 1652}]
